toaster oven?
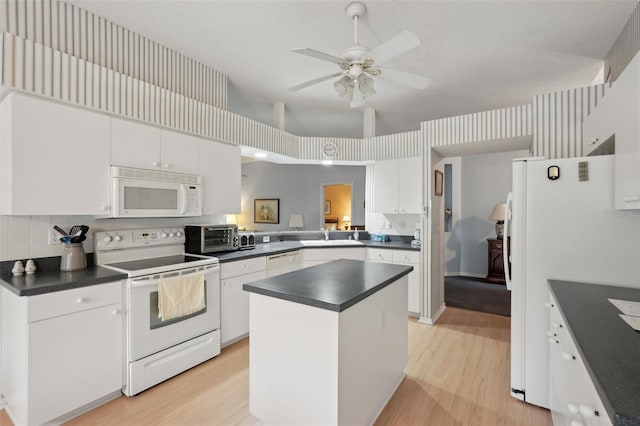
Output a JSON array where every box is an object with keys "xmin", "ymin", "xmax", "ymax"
[{"xmin": 184, "ymin": 225, "xmax": 239, "ymax": 254}]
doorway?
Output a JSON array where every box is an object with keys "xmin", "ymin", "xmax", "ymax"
[{"xmin": 323, "ymin": 183, "xmax": 352, "ymax": 230}]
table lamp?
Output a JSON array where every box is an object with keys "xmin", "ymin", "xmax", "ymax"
[
  {"xmin": 289, "ymin": 214, "xmax": 304, "ymax": 230},
  {"xmin": 489, "ymin": 203, "xmax": 507, "ymax": 238},
  {"xmin": 342, "ymin": 215, "xmax": 351, "ymax": 230}
]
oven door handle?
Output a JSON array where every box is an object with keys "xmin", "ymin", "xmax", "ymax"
[{"xmin": 131, "ymin": 278, "xmax": 209, "ymax": 289}]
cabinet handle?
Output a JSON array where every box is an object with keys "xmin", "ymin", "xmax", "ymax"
[
  {"xmin": 164, "ymin": 163, "xmax": 171, "ymax": 168},
  {"xmin": 101, "ymin": 205, "xmax": 110, "ymax": 211},
  {"xmin": 551, "ymin": 322, "xmax": 562, "ymax": 329},
  {"xmin": 624, "ymin": 195, "xmax": 640, "ymax": 202},
  {"xmin": 544, "ymin": 302, "xmax": 554, "ymax": 308},
  {"xmin": 77, "ymin": 297, "xmax": 88, "ymax": 303},
  {"xmin": 548, "ymin": 338, "xmax": 558, "ymax": 344},
  {"xmin": 392, "ymin": 208, "xmax": 398, "ymax": 212},
  {"xmin": 578, "ymin": 404, "xmax": 598, "ymax": 418},
  {"xmin": 378, "ymin": 254, "xmax": 384, "ymax": 259},
  {"xmin": 400, "ymin": 208, "xmax": 406, "ymax": 213},
  {"xmin": 561, "ymin": 352, "xmax": 576, "ymax": 361},
  {"xmin": 112, "ymin": 309, "xmax": 121, "ymax": 315},
  {"xmin": 546, "ymin": 331, "xmax": 557, "ymax": 337},
  {"xmin": 152, "ymin": 162, "xmax": 160, "ymax": 167},
  {"xmin": 589, "ymin": 138, "xmax": 599, "ymax": 145},
  {"xmin": 567, "ymin": 403, "xmax": 579, "ymax": 414}
]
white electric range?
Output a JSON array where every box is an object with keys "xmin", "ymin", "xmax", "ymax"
[{"xmin": 95, "ymin": 228, "xmax": 220, "ymax": 396}]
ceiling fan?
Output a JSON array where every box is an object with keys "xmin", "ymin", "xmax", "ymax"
[{"xmin": 289, "ymin": 1, "xmax": 431, "ymax": 108}]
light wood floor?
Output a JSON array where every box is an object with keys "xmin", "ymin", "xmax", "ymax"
[{"xmin": 0, "ymin": 307, "xmax": 551, "ymax": 426}]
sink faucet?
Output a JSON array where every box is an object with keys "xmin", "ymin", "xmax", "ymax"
[{"xmin": 321, "ymin": 228, "xmax": 329, "ymax": 240}]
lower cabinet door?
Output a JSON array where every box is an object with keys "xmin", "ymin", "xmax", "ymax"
[
  {"xmin": 394, "ymin": 261, "xmax": 420, "ymax": 315},
  {"xmin": 28, "ymin": 303, "xmax": 123, "ymax": 425},
  {"xmin": 221, "ymin": 270, "xmax": 266, "ymax": 346}
]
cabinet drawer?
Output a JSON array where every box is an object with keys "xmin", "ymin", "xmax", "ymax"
[
  {"xmin": 28, "ymin": 282, "xmax": 122, "ymax": 323},
  {"xmin": 221, "ymin": 257, "xmax": 267, "ymax": 279},
  {"xmin": 367, "ymin": 248, "xmax": 393, "ymax": 262},
  {"xmin": 392, "ymin": 250, "xmax": 420, "ymax": 264}
]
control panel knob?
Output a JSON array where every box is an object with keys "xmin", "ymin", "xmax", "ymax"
[
  {"xmin": 113, "ymin": 235, "xmax": 122, "ymax": 242},
  {"xmin": 176, "ymin": 231, "xmax": 183, "ymax": 237},
  {"xmin": 103, "ymin": 235, "xmax": 113, "ymax": 243},
  {"xmin": 168, "ymin": 232, "xmax": 175, "ymax": 238},
  {"xmin": 160, "ymin": 232, "xmax": 168, "ymax": 238}
]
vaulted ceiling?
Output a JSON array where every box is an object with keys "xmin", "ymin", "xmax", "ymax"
[{"xmin": 74, "ymin": 1, "xmax": 636, "ymax": 138}]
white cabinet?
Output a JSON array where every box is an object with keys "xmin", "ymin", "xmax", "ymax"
[
  {"xmin": 612, "ymin": 51, "xmax": 640, "ymax": 210},
  {"xmin": 220, "ymin": 257, "xmax": 267, "ymax": 346},
  {"xmin": 373, "ymin": 157, "xmax": 421, "ymax": 214},
  {"xmin": 199, "ymin": 140, "xmax": 241, "ymax": 215},
  {"xmin": 0, "ymin": 93, "xmax": 111, "ymax": 215},
  {"xmin": 367, "ymin": 248, "xmax": 421, "ymax": 316},
  {"xmin": 582, "ymin": 84, "xmax": 618, "ymax": 156},
  {"xmin": 110, "ymin": 118, "xmax": 200, "ymax": 175},
  {"xmin": 548, "ymin": 295, "xmax": 612, "ymax": 426},
  {"xmin": 302, "ymin": 247, "xmax": 365, "ymax": 268},
  {"xmin": 1, "ymin": 282, "xmax": 123, "ymax": 425}
]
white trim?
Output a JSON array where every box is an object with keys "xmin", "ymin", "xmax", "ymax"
[
  {"xmin": 456, "ymin": 273, "xmax": 486, "ymax": 279},
  {"xmin": 418, "ymin": 303, "xmax": 446, "ymax": 325}
]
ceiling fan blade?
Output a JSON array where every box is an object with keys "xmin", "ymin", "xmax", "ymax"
[
  {"xmin": 292, "ymin": 48, "xmax": 343, "ymax": 65},
  {"xmin": 379, "ymin": 67, "xmax": 431, "ymax": 90},
  {"xmin": 289, "ymin": 71, "xmax": 345, "ymax": 92},
  {"xmin": 368, "ymin": 30, "xmax": 421, "ymax": 64}
]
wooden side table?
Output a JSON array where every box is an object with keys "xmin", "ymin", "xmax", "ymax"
[{"xmin": 485, "ymin": 238, "xmax": 510, "ymax": 284}]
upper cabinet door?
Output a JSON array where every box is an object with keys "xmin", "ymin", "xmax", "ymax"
[
  {"xmin": 373, "ymin": 159, "xmax": 399, "ymax": 214},
  {"xmin": 199, "ymin": 140, "xmax": 241, "ymax": 214},
  {"xmin": 397, "ymin": 157, "xmax": 421, "ymax": 214},
  {"xmin": 110, "ymin": 117, "xmax": 161, "ymax": 170},
  {"xmin": 160, "ymin": 130, "xmax": 201, "ymax": 175},
  {"xmin": 1, "ymin": 94, "xmax": 111, "ymax": 215}
]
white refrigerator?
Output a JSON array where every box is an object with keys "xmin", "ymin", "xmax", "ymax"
[{"xmin": 506, "ymin": 155, "xmax": 640, "ymax": 409}]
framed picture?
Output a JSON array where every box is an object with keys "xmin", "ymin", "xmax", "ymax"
[
  {"xmin": 434, "ymin": 170, "xmax": 444, "ymax": 196},
  {"xmin": 324, "ymin": 201, "xmax": 331, "ymax": 215},
  {"xmin": 254, "ymin": 198, "xmax": 280, "ymax": 224}
]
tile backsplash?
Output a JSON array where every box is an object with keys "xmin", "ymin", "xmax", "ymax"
[{"xmin": 0, "ymin": 214, "xmax": 227, "ymax": 261}]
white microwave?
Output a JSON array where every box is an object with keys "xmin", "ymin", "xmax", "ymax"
[{"xmin": 111, "ymin": 166, "xmax": 202, "ymax": 218}]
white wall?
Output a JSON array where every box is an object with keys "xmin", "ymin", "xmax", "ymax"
[
  {"xmin": 429, "ymin": 150, "xmax": 445, "ymax": 319},
  {"xmin": 0, "ymin": 214, "xmax": 226, "ymax": 262},
  {"xmin": 457, "ymin": 149, "xmax": 529, "ymax": 276}
]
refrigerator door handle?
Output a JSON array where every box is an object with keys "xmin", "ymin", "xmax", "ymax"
[{"xmin": 504, "ymin": 192, "xmax": 513, "ymax": 290}]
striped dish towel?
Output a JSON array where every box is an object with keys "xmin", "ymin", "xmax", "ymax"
[{"xmin": 158, "ymin": 271, "xmax": 205, "ymax": 321}]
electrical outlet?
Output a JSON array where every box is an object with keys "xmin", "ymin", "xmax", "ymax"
[
  {"xmin": 263, "ymin": 236, "xmax": 270, "ymax": 243},
  {"xmin": 48, "ymin": 230, "xmax": 62, "ymax": 245}
]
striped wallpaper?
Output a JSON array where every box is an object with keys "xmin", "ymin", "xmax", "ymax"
[
  {"xmin": 421, "ymin": 104, "xmax": 533, "ymax": 148},
  {"xmin": 605, "ymin": 1, "xmax": 640, "ymax": 81},
  {"xmin": 532, "ymin": 83, "xmax": 610, "ymax": 159},
  {"xmin": 1, "ymin": 0, "xmax": 227, "ymax": 108}
]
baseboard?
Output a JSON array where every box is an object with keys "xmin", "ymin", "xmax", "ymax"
[
  {"xmin": 418, "ymin": 303, "xmax": 446, "ymax": 325},
  {"xmin": 444, "ymin": 272, "xmax": 460, "ymax": 277},
  {"xmin": 452, "ymin": 273, "xmax": 485, "ymax": 279}
]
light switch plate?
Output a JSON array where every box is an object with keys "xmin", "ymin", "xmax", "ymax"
[
  {"xmin": 263, "ymin": 236, "xmax": 270, "ymax": 243},
  {"xmin": 48, "ymin": 230, "xmax": 62, "ymax": 245}
]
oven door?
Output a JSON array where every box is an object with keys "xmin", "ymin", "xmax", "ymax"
[{"xmin": 127, "ymin": 263, "xmax": 220, "ymax": 361}]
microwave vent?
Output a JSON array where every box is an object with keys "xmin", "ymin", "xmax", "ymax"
[{"xmin": 111, "ymin": 166, "xmax": 201, "ymax": 185}]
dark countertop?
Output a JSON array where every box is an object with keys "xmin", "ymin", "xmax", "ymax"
[
  {"xmin": 0, "ymin": 266, "xmax": 128, "ymax": 296},
  {"xmin": 548, "ymin": 280, "xmax": 640, "ymax": 426},
  {"xmin": 243, "ymin": 259, "xmax": 413, "ymax": 312},
  {"xmin": 208, "ymin": 240, "xmax": 420, "ymax": 263}
]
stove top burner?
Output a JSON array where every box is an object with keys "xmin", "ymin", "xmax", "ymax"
[{"xmin": 105, "ymin": 254, "xmax": 216, "ymax": 273}]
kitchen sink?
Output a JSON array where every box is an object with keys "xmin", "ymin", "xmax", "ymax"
[{"xmin": 299, "ymin": 240, "xmax": 364, "ymax": 246}]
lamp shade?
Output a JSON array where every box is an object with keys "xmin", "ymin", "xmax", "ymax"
[
  {"xmin": 488, "ymin": 203, "xmax": 507, "ymax": 221},
  {"xmin": 289, "ymin": 214, "xmax": 304, "ymax": 229},
  {"xmin": 342, "ymin": 215, "xmax": 351, "ymax": 222}
]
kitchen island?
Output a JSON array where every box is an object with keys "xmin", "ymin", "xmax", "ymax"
[{"xmin": 243, "ymin": 259, "xmax": 413, "ymax": 426}]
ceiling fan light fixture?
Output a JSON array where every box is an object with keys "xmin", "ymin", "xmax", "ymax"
[
  {"xmin": 334, "ymin": 75, "xmax": 354, "ymax": 97},
  {"xmin": 357, "ymin": 74, "xmax": 376, "ymax": 99}
]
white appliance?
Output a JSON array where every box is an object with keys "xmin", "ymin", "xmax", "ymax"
[
  {"xmin": 506, "ymin": 155, "xmax": 640, "ymax": 409},
  {"xmin": 95, "ymin": 228, "xmax": 220, "ymax": 396},
  {"xmin": 266, "ymin": 251, "xmax": 303, "ymax": 277},
  {"xmin": 111, "ymin": 166, "xmax": 202, "ymax": 218}
]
